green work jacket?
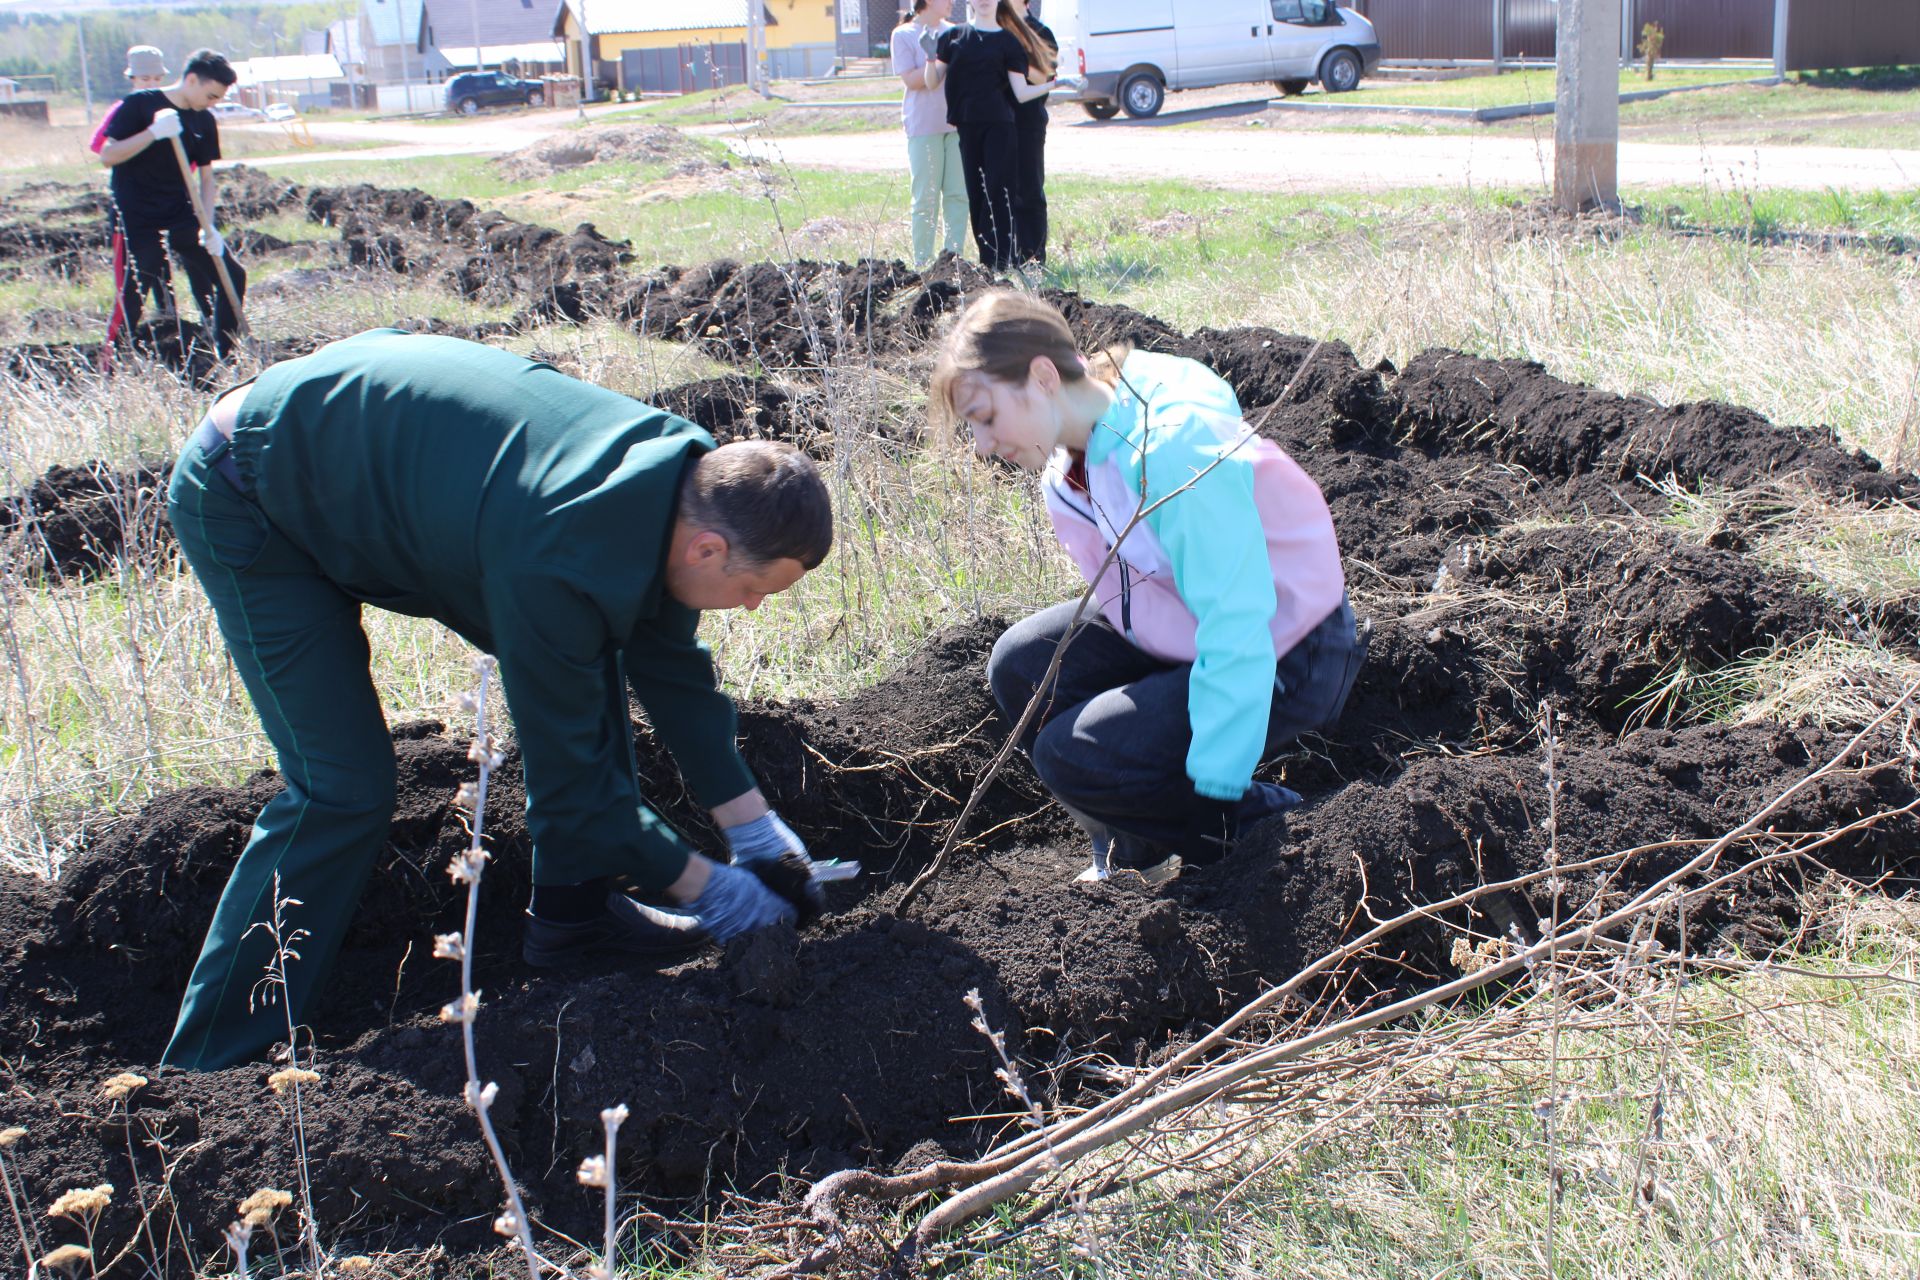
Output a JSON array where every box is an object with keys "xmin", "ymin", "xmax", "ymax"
[{"xmin": 229, "ymin": 329, "xmax": 755, "ymax": 889}]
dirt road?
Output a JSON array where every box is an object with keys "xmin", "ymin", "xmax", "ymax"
[
  {"xmin": 227, "ymin": 99, "xmax": 1918, "ymax": 192},
  {"xmin": 732, "ymin": 121, "xmax": 1919, "ymax": 193}
]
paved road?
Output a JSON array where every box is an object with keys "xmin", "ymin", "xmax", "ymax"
[{"xmin": 226, "ymin": 100, "xmax": 1920, "ymax": 193}]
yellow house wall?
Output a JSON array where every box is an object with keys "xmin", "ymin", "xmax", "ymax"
[
  {"xmin": 595, "ymin": 27, "xmax": 745, "ymax": 57},
  {"xmin": 767, "ymin": 0, "xmax": 836, "ymax": 48}
]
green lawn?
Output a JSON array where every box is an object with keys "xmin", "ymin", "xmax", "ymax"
[{"xmin": 1328, "ymin": 65, "xmax": 1753, "ymax": 110}]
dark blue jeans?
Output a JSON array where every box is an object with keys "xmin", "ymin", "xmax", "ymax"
[{"xmin": 987, "ymin": 598, "xmax": 1364, "ymax": 861}]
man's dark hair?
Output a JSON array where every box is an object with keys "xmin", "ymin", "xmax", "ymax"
[
  {"xmin": 679, "ymin": 441, "xmax": 834, "ymax": 570},
  {"xmin": 183, "ymin": 49, "xmax": 237, "ymax": 87}
]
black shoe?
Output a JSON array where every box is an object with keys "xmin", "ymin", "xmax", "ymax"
[{"xmin": 522, "ymin": 893, "xmax": 710, "ymax": 968}]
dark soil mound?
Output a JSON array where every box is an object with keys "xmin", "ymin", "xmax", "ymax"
[
  {"xmin": 648, "ymin": 373, "xmax": 827, "ymax": 452},
  {"xmin": 0, "ymin": 621, "xmax": 1910, "ymax": 1270},
  {"xmin": 0, "ymin": 456, "xmax": 175, "ymax": 579}
]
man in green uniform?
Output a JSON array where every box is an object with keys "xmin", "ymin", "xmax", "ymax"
[{"xmin": 162, "ymin": 329, "xmax": 834, "ymax": 1071}]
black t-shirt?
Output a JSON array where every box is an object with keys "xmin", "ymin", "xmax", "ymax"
[
  {"xmin": 105, "ymin": 88, "xmax": 221, "ymax": 230},
  {"xmin": 1015, "ymin": 18, "xmax": 1058, "ymax": 127},
  {"xmin": 937, "ymin": 24, "xmax": 1027, "ymax": 127}
]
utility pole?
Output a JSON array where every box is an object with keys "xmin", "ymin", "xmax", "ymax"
[
  {"xmin": 1552, "ymin": 0, "xmax": 1620, "ymax": 212},
  {"xmin": 1772, "ymin": 0, "xmax": 1790, "ymax": 78},
  {"xmin": 1492, "ymin": 0, "xmax": 1504, "ymax": 74},
  {"xmin": 747, "ymin": 0, "xmax": 768, "ymax": 96},
  {"xmin": 76, "ymin": 15, "xmax": 94, "ymax": 124},
  {"xmin": 471, "ymin": 0, "xmax": 484, "ymax": 72},
  {"xmin": 575, "ymin": 0, "xmax": 593, "ymax": 113}
]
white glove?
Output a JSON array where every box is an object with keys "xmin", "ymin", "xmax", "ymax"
[
  {"xmin": 199, "ymin": 225, "xmax": 226, "ymax": 259},
  {"xmin": 149, "ymin": 108, "xmax": 183, "ymax": 141}
]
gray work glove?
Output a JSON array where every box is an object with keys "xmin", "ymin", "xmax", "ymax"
[
  {"xmin": 723, "ymin": 812, "xmax": 827, "ymax": 924},
  {"xmin": 199, "ymin": 225, "xmax": 226, "ymax": 259},
  {"xmin": 149, "ymin": 108, "xmax": 183, "ymax": 140},
  {"xmin": 919, "ymin": 28, "xmax": 938, "ymax": 59},
  {"xmin": 686, "ymin": 861, "xmax": 796, "ymax": 943},
  {"xmin": 723, "ymin": 810, "xmax": 806, "ymax": 865}
]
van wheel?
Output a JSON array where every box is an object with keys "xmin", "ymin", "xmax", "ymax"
[
  {"xmin": 457, "ymin": 96, "xmax": 480, "ymax": 116},
  {"xmin": 527, "ymin": 89, "xmax": 545, "ymax": 107},
  {"xmin": 1082, "ymin": 100, "xmax": 1120, "ymax": 120},
  {"xmin": 1119, "ymin": 73, "xmax": 1164, "ymax": 119},
  {"xmin": 1320, "ymin": 49, "xmax": 1362, "ymax": 93},
  {"xmin": 1275, "ymin": 78, "xmax": 1310, "ymax": 96}
]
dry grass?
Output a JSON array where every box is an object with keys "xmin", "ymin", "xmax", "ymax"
[
  {"xmin": 0, "ymin": 309, "xmax": 1070, "ymax": 874},
  {"xmin": 948, "ymin": 894, "xmax": 1920, "ymax": 1280}
]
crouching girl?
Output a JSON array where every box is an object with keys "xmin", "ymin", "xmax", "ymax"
[{"xmin": 933, "ymin": 292, "xmax": 1365, "ymax": 881}]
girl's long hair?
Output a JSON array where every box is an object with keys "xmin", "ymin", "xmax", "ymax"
[
  {"xmin": 898, "ymin": 0, "xmax": 930, "ymax": 27},
  {"xmin": 929, "ymin": 291, "xmax": 1126, "ymax": 434},
  {"xmin": 995, "ymin": 2, "xmax": 1057, "ymax": 81}
]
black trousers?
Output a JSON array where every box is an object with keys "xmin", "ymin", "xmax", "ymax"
[
  {"xmin": 956, "ymin": 121, "xmax": 1020, "ymax": 272},
  {"xmin": 1014, "ymin": 117, "xmax": 1048, "ymax": 265},
  {"xmin": 122, "ymin": 213, "xmax": 247, "ymax": 357}
]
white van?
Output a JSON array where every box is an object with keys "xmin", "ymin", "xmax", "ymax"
[{"xmin": 1047, "ymin": 0, "xmax": 1382, "ymax": 119}]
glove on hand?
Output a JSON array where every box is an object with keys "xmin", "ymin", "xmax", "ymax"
[
  {"xmin": 723, "ymin": 811, "xmax": 806, "ymax": 865},
  {"xmin": 199, "ymin": 225, "xmax": 226, "ymax": 259},
  {"xmin": 149, "ymin": 108, "xmax": 183, "ymax": 140},
  {"xmin": 1181, "ymin": 796, "xmax": 1240, "ymax": 867},
  {"xmin": 919, "ymin": 28, "xmax": 938, "ymax": 59},
  {"xmin": 743, "ymin": 850, "xmax": 827, "ymax": 926},
  {"xmin": 687, "ymin": 861, "xmax": 796, "ymax": 943}
]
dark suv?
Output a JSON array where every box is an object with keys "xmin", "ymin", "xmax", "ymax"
[{"xmin": 445, "ymin": 71, "xmax": 545, "ymax": 115}]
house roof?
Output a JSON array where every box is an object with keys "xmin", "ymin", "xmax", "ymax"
[
  {"xmin": 427, "ymin": 0, "xmax": 565, "ymax": 52},
  {"xmin": 231, "ymin": 54, "xmax": 346, "ymax": 85},
  {"xmin": 361, "ymin": 0, "xmax": 427, "ymax": 48},
  {"xmin": 327, "ymin": 18, "xmax": 369, "ymax": 63},
  {"xmin": 552, "ymin": 0, "xmax": 769, "ymax": 38},
  {"xmin": 438, "ymin": 39, "xmax": 569, "ymax": 67}
]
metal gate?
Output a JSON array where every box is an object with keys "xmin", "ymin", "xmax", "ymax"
[{"xmin": 620, "ymin": 42, "xmax": 749, "ymax": 94}]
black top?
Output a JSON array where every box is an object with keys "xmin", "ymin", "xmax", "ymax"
[
  {"xmin": 936, "ymin": 23, "xmax": 1028, "ymax": 126},
  {"xmin": 105, "ymin": 88, "xmax": 221, "ymax": 230},
  {"xmin": 1015, "ymin": 17, "xmax": 1058, "ymax": 127}
]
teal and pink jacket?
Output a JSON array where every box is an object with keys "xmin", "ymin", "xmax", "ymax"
[{"xmin": 1041, "ymin": 351, "xmax": 1346, "ymax": 802}]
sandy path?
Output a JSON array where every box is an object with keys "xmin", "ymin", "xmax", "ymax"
[
  {"xmin": 730, "ymin": 124, "xmax": 1919, "ymax": 193},
  {"xmin": 219, "ymin": 98, "xmax": 1919, "ymax": 193}
]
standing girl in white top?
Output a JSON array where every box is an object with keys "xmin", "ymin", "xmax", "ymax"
[{"xmin": 891, "ymin": 0, "xmax": 968, "ymax": 267}]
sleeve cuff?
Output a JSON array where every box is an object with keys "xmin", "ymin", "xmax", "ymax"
[{"xmin": 1191, "ymin": 776, "xmax": 1249, "ymax": 802}]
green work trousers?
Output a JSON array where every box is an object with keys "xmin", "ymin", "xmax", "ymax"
[
  {"xmin": 907, "ymin": 130, "xmax": 968, "ymax": 268},
  {"xmin": 161, "ymin": 423, "xmax": 401, "ymax": 1071},
  {"xmin": 160, "ymin": 426, "xmax": 688, "ymax": 1070}
]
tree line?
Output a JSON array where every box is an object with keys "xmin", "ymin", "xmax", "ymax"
[{"xmin": 0, "ymin": 3, "xmax": 354, "ymax": 99}]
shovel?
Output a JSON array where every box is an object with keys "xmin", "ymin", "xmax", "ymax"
[{"xmin": 165, "ymin": 134, "xmax": 248, "ymax": 339}]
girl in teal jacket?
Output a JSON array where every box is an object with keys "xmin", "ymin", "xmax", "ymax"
[{"xmin": 933, "ymin": 292, "xmax": 1365, "ymax": 880}]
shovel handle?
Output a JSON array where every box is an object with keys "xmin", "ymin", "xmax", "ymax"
[{"xmin": 165, "ymin": 133, "xmax": 247, "ymax": 336}]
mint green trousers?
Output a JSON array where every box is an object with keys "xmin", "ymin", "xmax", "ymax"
[{"xmin": 908, "ymin": 130, "xmax": 968, "ymax": 268}]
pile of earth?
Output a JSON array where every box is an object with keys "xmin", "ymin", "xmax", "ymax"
[
  {"xmin": 492, "ymin": 123, "xmax": 729, "ymax": 183},
  {"xmin": 2, "ymin": 283, "xmax": 1917, "ymax": 1272},
  {"xmin": 0, "ymin": 167, "xmax": 304, "ymax": 279}
]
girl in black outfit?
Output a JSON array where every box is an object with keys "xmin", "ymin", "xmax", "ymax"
[
  {"xmin": 1004, "ymin": 0, "xmax": 1057, "ymax": 266},
  {"xmin": 938, "ymin": 0, "xmax": 1056, "ymax": 272}
]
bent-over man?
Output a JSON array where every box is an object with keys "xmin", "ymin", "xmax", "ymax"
[{"xmin": 163, "ymin": 330, "xmax": 832, "ymax": 1071}]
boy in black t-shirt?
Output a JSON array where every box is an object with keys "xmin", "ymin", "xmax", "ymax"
[{"xmin": 99, "ymin": 48, "xmax": 247, "ymax": 359}]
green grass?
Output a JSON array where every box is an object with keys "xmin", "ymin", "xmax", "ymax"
[
  {"xmin": 1484, "ymin": 69, "xmax": 1920, "ymax": 149},
  {"xmin": 1325, "ymin": 65, "xmax": 1750, "ymax": 111}
]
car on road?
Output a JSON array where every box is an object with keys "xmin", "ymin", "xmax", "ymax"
[
  {"xmin": 211, "ymin": 102, "xmax": 265, "ymax": 122},
  {"xmin": 1051, "ymin": 0, "xmax": 1382, "ymax": 119},
  {"xmin": 263, "ymin": 102, "xmax": 299, "ymax": 122},
  {"xmin": 444, "ymin": 70, "xmax": 547, "ymax": 116}
]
